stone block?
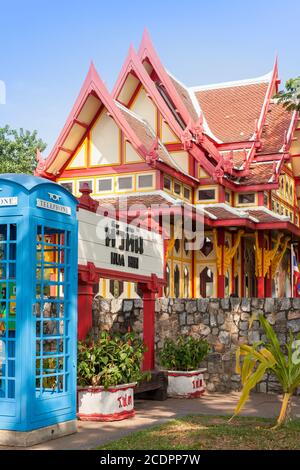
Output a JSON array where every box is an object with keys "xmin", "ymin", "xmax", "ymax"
[
  {"xmin": 241, "ymin": 312, "xmax": 250, "ymax": 320},
  {"xmin": 208, "ymin": 301, "xmax": 220, "ymax": 315},
  {"xmin": 275, "ymin": 311, "xmax": 287, "ymax": 322},
  {"xmin": 230, "ymin": 298, "xmax": 241, "ymax": 312},
  {"xmin": 220, "ymin": 298, "xmax": 230, "ymax": 310},
  {"xmin": 251, "ymin": 298, "xmax": 265, "ymax": 309},
  {"xmin": 288, "ymin": 320, "xmax": 300, "ymax": 333},
  {"xmin": 197, "ymin": 299, "xmax": 208, "ymax": 312},
  {"xmin": 293, "ymin": 298, "xmax": 300, "ymax": 309},
  {"xmin": 123, "ymin": 300, "xmax": 133, "ymax": 312},
  {"xmin": 264, "ymin": 298, "xmax": 275, "ymax": 313},
  {"xmin": 134, "ymin": 298, "xmax": 143, "ymax": 309},
  {"xmin": 239, "ymin": 321, "xmax": 248, "ymax": 331},
  {"xmin": 219, "ymin": 330, "xmax": 230, "ymax": 345},
  {"xmin": 241, "ymin": 298, "xmax": 251, "ymax": 312},
  {"xmin": 288, "ymin": 311, "xmax": 300, "ymax": 320},
  {"xmin": 186, "ymin": 300, "xmax": 197, "ymax": 314},
  {"xmin": 175, "ymin": 302, "xmax": 185, "ymax": 313},
  {"xmin": 277, "ymin": 298, "xmax": 291, "ymax": 311},
  {"xmin": 210, "ymin": 313, "xmax": 217, "ymax": 327}
]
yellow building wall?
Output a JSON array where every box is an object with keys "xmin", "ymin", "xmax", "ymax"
[
  {"xmin": 169, "ymin": 151, "xmax": 189, "ymax": 174},
  {"xmin": 90, "ymin": 110, "xmax": 120, "ymax": 166},
  {"xmin": 130, "ymin": 87, "xmax": 157, "ymax": 132}
]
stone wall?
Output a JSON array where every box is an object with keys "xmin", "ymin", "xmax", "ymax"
[{"xmin": 91, "ymin": 296, "xmax": 300, "ymax": 393}]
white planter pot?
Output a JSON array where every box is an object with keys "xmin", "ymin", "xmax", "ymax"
[
  {"xmin": 77, "ymin": 382, "xmax": 137, "ymax": 421},
  {"xmin": 166, "ymin": 369, "xmax": 206, "ymax": 398}
]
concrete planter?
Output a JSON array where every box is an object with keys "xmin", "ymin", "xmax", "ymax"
[
  {"xmin": 166, "ymin": 369, "xmax": 206, "ymax": 398},
  {"xmin": 77, "ymin": 382, "xmax": 137, "ymax": 421}
]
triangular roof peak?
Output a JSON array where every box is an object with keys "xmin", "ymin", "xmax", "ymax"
[
  {"xmin": 137, "ymin": 29, "xmax": 196, "ymax": 127},
  {"xmin": 35, "ymin": 62, "xmax": 153, "ymax": 177},
  {"xmin": 112, "ymin": 43, "xmax": 186, "ymax": 138}
]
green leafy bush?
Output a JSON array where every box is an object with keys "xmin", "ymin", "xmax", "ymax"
[
  {"xmin": 77, "ymin": 331, "xmax": 147, "ymax": 389},
  {"xmin": 159, "ymin": 336, "xmax": 210, "ymax": 371}
]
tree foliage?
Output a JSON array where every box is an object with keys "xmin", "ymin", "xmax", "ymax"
[
  {"xmin": 276, "ymin": 77, "xmax": 300, "ymax": 112},
  {"xmin": 0, "ymin": 125, "xmax": 46, "ymax": 174}
]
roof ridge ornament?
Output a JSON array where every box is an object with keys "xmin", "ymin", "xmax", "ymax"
[
  {"xmin": 192, "ymin": 115, "xmax": 204, "ymax": 144},
  {"xmin": 146, "ymin": 137, "xmax": 159, "ymax": 164},
  {"xmin": 181, "ymin": 119, "xmax": 193, "ymax": 150},
  {"xmin": 36, "ymin": 149, "xmax": 46, "ymax": 172}
]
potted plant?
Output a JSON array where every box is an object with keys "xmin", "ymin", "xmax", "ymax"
[
  {"xmin": 77, "ymin": 330, "xmax": 147, "ymax": 421},
  {"xmin": 159, "ymin": 336, "xmax": 210, "ymax": 398}
]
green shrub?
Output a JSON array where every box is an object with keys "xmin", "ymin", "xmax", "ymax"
[
  {"xmin": 159, "ymin": 336, "xmax": 210, "ymax": 371},
  {"xmin": 77, "ymin": 331, "xmax": 148, "ymax": 389}
]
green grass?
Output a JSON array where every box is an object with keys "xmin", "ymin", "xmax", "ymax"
[{"xmin": 96, "ymin": 415, "xmax": 300, "ymax": 450}]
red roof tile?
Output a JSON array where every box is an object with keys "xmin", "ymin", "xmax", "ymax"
[
  {"xmin": 119, "ymin": 105, "xmax": 188, "ymax": 173},
  {"xmin": 204, "ymin": 206, "xmax": 242, "ymax": 220},
  {"xmin": 246, "ymin": 208, "xmax": 287, "ymax": 224},
  {"xmin": 168, "ymin": 74, "xmax": 199, "ymax": 122}
]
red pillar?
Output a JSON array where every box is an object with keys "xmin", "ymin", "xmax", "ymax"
[
  {"xmin": 217, "ymin": 229, "xmax": 225, "ymax": 298},
  {"xmin": 139, "ymin": 274, "xmax": 159, "ymax": 371},
  {"xmin": 241, "ymin": 238, "xmax": 245, "ymax": 297},
  {"xmin": 78, "ymin": 262, "xmax": 99, "ymax": 341},
  {"xmin": 257, "ymin": 231, "xmax": 265, "ymax": 298}
]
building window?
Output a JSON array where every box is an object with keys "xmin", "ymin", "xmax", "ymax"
[
  {"xmin": 200, "ymin": 236, "xmax": 214, "ymax": 257},
  {"xmin": 183, "ymin": 266, "xmax": 190, "ymax": 297},
  {"xmin": 264, "ymin": 193, "xmax": 269, "ymax": 207},
  {"xmin": 174, "ymin": 238, "xmax": 181, "ymax": 255},
  {"xmin": 272, "ymin": 200, "xmax": 275, "ymax": 212},
  {"xmin": 199, "ymin": 267, "xmax": 214, "ymax": 298},
  {"xmin": 137, "ymin": 174, "xmax": 153, "ymax": 189},
  {"xmin": 238, "ymin": 193, "xmax": 255, "ymax": 204},
  {"xmin": 174, "ymin": 264, "xmax": 180, "ymax": 297},
  {"xmin": 78, "ymin": 180, "xmax": 93, "ymax": 191},
  {"xmin": 225, "ymin": 191, "xmax": 231, "ymax": 203},
  {"xmin": 163, "ymin": 176, "xmax": 172, "ymax": 191},
  {"xmin": 183, "ymin": 187, "xmax": 191, "ymax": 200},
  {"xmin": 164, "ymin": 264, "xmax": 170, "ymax": 297},
  {"xmin": 225, "ymin": 270, "xmax": 230, "ymax": 297},
  {"xmin": 198, "ymin": 188, "xmax": 216, "ymax": 201},
  {"xmin": 174, "ymin": 181, "xmax": 181, "ymax": 196},
  {"xmin": 118, "ymin": 176, "xmax": 133, "ymax": 191},
  {"xmin": 109, "ymin": 280, "xmax": 124, "ymax": 298},
  {"xmin": 285, "ymin": 181, "xmax": 289, "ymax": 197},
  {"xmin": 98, "ymin": 178, "xmax": 113, "ymax": 192},
  {"xmin": 60, "ymin": 182, "xmax": 73, "ymax": 193}
]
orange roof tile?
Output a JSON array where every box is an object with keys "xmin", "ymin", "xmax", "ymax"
[
  {"xmin": 194, "ymin": 82, "xmax": 269, "ymax": 143},
  {"xmin": 258, "ymin": 101, "xmax": 293, "ymax": 154},
  {"xmin": 237, "ymin": 162, "xmax": 274, "ymax": 185}
]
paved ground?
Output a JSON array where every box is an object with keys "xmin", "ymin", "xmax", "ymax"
[{"xmin": 2, "ymin": 392, "xmax": 300, "ymax": 450}]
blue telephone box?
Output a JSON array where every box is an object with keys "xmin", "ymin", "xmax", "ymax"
[{"xmin": 0, "ymin": 174, "xmax": 78, "ymax": 440}]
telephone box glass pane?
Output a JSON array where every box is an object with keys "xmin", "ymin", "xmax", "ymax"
[
  {"xmin": 35, "ymin": 226, "xmax": 70, "ymax": 397},
  {"xmin": 0, "ymin": 224, "xmax": 17, "ymax": 399}
]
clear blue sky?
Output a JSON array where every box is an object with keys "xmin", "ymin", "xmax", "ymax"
[{"xmin": 1, "ymin": 0, "xmax": 299, "ymax": 152}]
